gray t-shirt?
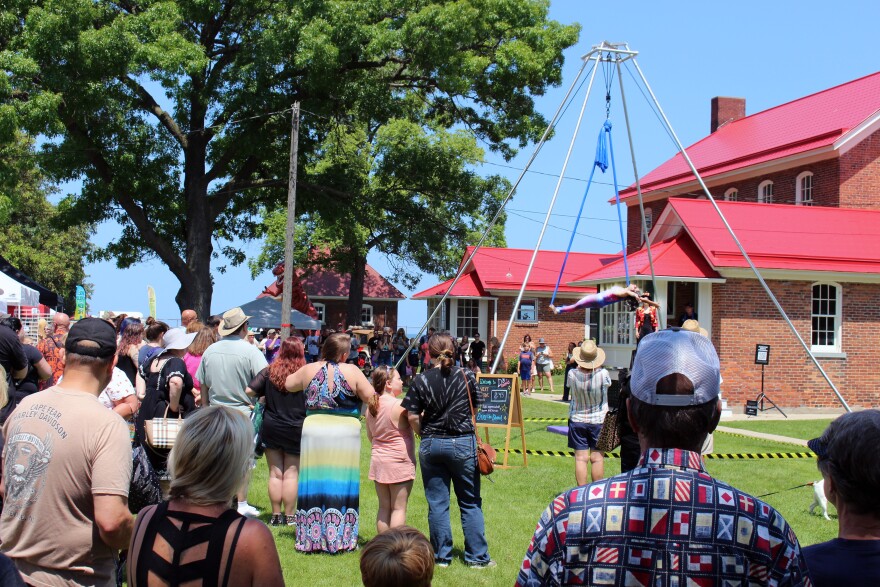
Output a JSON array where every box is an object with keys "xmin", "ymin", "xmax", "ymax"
[{"xmin": 196, "ymin": 336, "xmax": 268, "ymax": 412}]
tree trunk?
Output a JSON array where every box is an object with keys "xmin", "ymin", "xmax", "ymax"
[
  {"xmin": 346, "ymin": 254, "xmax": 367, "ymax": 328},
  {"xmin": 173, "ymin": 251, "xmax": 214, "ymax": 322}
]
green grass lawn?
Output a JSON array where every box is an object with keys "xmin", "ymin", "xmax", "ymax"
[
  {"xmin": 720, "ymin": 419, "xmax": 834, "ymax": 441},
  {"xmin": 249, "ymin": 397, "xmax": 837, "ymax": 586}
]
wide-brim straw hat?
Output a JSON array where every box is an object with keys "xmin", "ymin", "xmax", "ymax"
[
  {"xmin": 219, "ymin": 307, "xmax": 251, "ymax": 336},
  {"xmin": 574, "ymin": 340, "xmax": 605, "ymax": 369},
  {"xmin": 681, "ymin": 319, "xmax": 709, "ymax": 337}
]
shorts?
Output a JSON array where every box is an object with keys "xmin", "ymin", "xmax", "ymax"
[
  {"xmin": 536, "ymin": 362, "xmax": 552, "ymax": 374},
  {"xmin": 567, "ymin": 421, "xmax": 602, "ymax": 451},
  {"xmin": 520, "ymin": 367, "xmax": 532, "ymax": 381}
]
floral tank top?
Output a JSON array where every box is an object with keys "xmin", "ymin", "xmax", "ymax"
[{"xmin": 305, "ymin": 361, "xmax": 361, "ymax": 416}]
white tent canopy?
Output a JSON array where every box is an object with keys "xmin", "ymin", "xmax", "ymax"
[{"xmin": 0, "ymin": 271, "xmax": 40, "ymax": 307}]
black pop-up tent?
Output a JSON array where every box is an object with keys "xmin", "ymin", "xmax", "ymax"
[{"xmin": 0, "ymin": 254, "xmax": 63, "ymax": 310}]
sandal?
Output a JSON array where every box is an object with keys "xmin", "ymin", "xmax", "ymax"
[{"xmin": 269, "ymin": 513, "xmax": 284, "ymax": 526}]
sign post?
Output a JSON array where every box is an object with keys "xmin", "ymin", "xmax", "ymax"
[
  {"xmin": 751, "ymin": 343, "xmax": 786, "ymax": 418},
  {"xmin": 475, "ymin": 374, "xmax": 527, "ymax": 468}
]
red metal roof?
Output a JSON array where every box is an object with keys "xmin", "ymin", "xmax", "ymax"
[
  {"xmin": 412, "ymin": 246, "xmax": 609, "ymax": 298},
  {"xmin": 669, "ymin": 199, "xmax": 880, "ymax": 274},
  {"xmin": 570, "ymin": 232, "xmax": 721, "ymax": 283},
  {"xmin": 620, "ymin": 71, "xmax": 880, "ymax": 199},
  {"xmin": 411, "ymin": 271, "xmax": 487, "ymax": 299}
]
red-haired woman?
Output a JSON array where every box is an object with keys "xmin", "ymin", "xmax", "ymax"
[
  {"xmin": 117, "ymin": 319, "xmax": 145, "ymax": 386},
  {"xmin": 366, "ymin": 367, "xmax": 415, "ymax": 533},
  {"xmin": 247, "ymin": 337, "xmax": 307, "ymax": 526}
]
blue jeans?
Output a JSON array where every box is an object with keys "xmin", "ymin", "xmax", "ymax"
[{"xmin": 418, "ymin": 435, "xmax": 491, "ymax": 564}]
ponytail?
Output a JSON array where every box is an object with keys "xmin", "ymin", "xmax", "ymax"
[
  {"xmin": 369, "ymin": 367, "xmax": 397, "ymax": 417},
  {"xmin": 428, "ymin": 333, "xmax": 456, "ymax": 377}
]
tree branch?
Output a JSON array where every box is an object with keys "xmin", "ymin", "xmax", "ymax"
[
  {"xmin": 121, "ymin": 77, "xmax": 188, "ymax": 148},
  {"xmin": 58, "ymin": 104, "xmax": 189, "ymax": 278}
]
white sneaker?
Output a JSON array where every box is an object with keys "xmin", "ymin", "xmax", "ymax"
[{"xmin": 237, "ymin": 503, "xmax": 260, "ymax": 517}]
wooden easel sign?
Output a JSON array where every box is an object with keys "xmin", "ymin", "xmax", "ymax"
[{"xmin": 475, "ymin": 374, "xmax": 527, "ymax": 468}]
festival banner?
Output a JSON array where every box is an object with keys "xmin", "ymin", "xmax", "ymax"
[
  {"xmin": 74, "ymin": 285, "xmax": 87, "ymax": 320},
  {"xmin": 147, "ymin": 286, "xmax": 157, "ymax": 318}
]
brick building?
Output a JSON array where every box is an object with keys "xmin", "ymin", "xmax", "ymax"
[
  {"xmin": 412, "ymin": 247, "xmax": 607, "ymax": 371},
  {"xmin": 414, "ymin": 71, "xmax": 880, "ymax": 409},
  {"xmin": 574, "ymin": 71, "xmax": 880, "ymax": 409}
]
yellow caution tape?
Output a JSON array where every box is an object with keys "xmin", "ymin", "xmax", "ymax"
[{"xmin": 494, "ymin": 448, "xmax": 817, "ymax": 460}]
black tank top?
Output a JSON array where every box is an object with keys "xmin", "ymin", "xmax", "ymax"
[{"xmin": 133, "ymin": 501, "xmax": 247, "ymax": 587}]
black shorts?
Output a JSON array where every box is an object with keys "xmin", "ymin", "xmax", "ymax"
[
  {"xmin": 260, "ymin": 418, "xmax": 304, "ymax": 456},
  {"xmin": 567, "ymin": 421, "xmax": 602, "ymax": 451}
]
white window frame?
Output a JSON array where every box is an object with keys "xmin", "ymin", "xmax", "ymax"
[
  {"xmin": 758, "ymin": 180, "xmax": 774, "ymax": 204},
  {"xmin": 796, "ymin": 171, "xmax": 814, "ymax": 206},
  {"xmin": 426, "ymin": 298, "xmax": 447, "ymax": 331},
  {"xmin": 598, "ymin": 284, "xmax": 634, "ymax": 346},
  {"xmin": 360, "ymin": 304, "xmax": 373, "ymax": 326},
  {"xmin": 515, "ymin": 298, "xmax": 539, "ymax": 323},
  {"xmin": 312, "ymin": 302, "xmax": 325, "ymax": 324},
  {"xmin": 724, "ymin": 188, "xmax": 739, "ymax": 202},
  {"xmin": 811, "ymin": 283, "xmax": 841, "ymax": 353},
  {"xmin": 456, "ymin": 299, "xmax": 480, "ymax": 337}
]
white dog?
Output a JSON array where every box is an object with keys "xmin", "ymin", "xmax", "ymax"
[{"xmin": 809, "ymin": 480, "xmax": 831, "ymax": 520}]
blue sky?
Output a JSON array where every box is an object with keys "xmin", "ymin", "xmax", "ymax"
[{"xmin": 81, "ymin": 0, "xmax": 880, "ymax": 328}]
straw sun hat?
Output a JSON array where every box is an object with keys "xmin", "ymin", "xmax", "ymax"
[
  {"xmin": 219, "ymin": 307, "xmax": 251, "ymax": 336},
  {"xmin": 681, "ymin": 319, "xmax": 709, "ymax": 337},
  {"xmin": 574, "ymin": 340, "xmax": 605, "ymax": 370}
]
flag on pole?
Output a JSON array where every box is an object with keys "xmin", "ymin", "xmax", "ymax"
[
  {"xmin": 147, "ymin": 286, "xmax": 157, "ymax": 318},
  {"xmin": 74, "ymin": 285, "xmax": 87, "ymax": 320}
]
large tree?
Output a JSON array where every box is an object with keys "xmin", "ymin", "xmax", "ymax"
[
  {"xmin": 0, "ymin": 0, "xmax": 579, "ymax": 317},
  {"xmin": 250, "ymin": 117, "xmax": 509, "ymax": 323},
  {"xmin": 0, "ymin": 135, "xmax": 92, "ymax": 308}
]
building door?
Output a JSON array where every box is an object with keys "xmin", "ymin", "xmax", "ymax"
[{"xmin": 666, "ymin": 282, "xmax": 699, "ymax": 327}]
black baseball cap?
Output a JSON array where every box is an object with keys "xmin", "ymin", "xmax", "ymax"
[{"xmin": 65, "ymin": 318, "xmax": 117, "ymax": 358}]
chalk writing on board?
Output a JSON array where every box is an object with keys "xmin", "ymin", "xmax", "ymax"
[{"xmin": 475, "ymin": 375, "xmax": 512, "ymax": 426}]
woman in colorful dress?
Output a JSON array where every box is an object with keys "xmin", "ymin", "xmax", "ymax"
[
  {"xmin": 365, "ymin": 366, "xmax": 415, "ymax": 533},
  {"xmin": 284, "ymin": 332, "xmax": 375, "ymax": 553}
]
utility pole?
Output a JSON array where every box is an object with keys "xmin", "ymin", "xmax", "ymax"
[{"xmin": 280, "ymin": 102, "xmax": 300, "ymax": 339}]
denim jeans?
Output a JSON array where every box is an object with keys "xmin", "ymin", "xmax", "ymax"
[{"xmin": 418, "ymin": 435, "xmax": 491, "ymax": 564}]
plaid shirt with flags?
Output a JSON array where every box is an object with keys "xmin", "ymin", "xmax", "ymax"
[{"xmin": 516, "ymin": 448, "xmax": 811, "ymax": 587}]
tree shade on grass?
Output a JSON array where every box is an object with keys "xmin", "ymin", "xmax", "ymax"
[{"xmin": 244, "ymin": 397, "xmax": 837, "ymax": 586}]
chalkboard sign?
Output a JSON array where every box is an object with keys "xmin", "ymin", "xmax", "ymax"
[
  {"xmin": 475, "ymin": 375, "xmax": 513, "ymax": 426},
  {"xmin": 474, "ymin": 373, "xmax": 526, "ymax": 468}
]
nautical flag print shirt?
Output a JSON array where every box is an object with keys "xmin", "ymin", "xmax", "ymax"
[{"xmin": 516, "ymin": 448, "xmax": 811, "ymax": 587}]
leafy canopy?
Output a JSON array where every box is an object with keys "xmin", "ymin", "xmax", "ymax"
[{"xmin": 0, "ymin": 0, "xmax": 579, "ymax": 313}]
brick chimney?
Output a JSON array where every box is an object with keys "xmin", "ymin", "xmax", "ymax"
[{"xmin": 711, "ymin": 97, "xmax": 746, "ymax": 133}]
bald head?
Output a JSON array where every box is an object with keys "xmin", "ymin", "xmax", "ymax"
[
  {"xmin": 181, "ymin": 309, "xmax": 197, "ymax": 327},
  {"xmin": 53, "ymin": 313, "xmax": 71, "ymax": 332}
]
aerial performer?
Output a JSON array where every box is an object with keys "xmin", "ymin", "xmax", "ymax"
[{"xmin": 549, "ymin": 284, "xmax": 657, "ymax": 315}]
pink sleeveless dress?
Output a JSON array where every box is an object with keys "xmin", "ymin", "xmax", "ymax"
[{"xmin": 366, "ymin": 394, "xmax": 416, "ymax": 484}]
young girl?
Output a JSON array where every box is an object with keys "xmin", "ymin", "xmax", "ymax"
[
  {"xmin": 518, "ymin": 343, "xmax": 535, "ymax": 395},
  {"xmin": 366, "ymin": 367, "xmax": 416, "ymax": 533}
]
